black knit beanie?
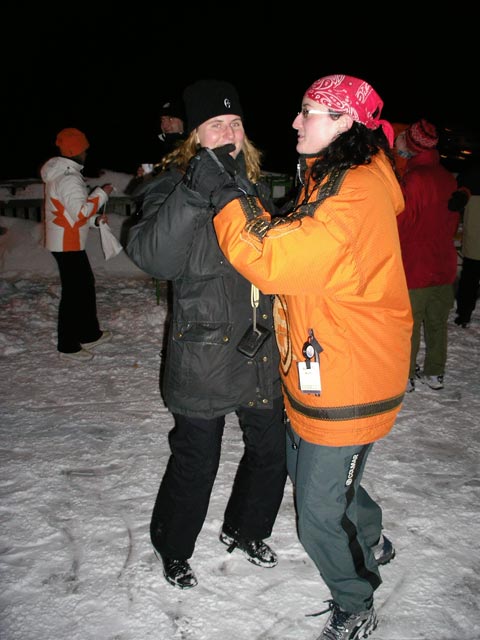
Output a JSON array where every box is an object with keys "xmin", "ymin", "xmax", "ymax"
[
  {"xmin": 183, "ymin": 79, "xmax": 243, "ymax": 132},
  {"xmin": 159, "ymin": 98, "xmax": 186, "ymax": 122}
]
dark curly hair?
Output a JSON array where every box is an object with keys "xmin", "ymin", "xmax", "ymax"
[{"xmin": 310, "ymin": 120, "xmax": 396, "ymax": 184}]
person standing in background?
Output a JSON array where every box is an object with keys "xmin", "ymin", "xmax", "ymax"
[
  {"xmin": 208, "ymin": 73, "xmax": 411, "ymax": 640},
  {"xmin": 454, "ymin": 162, "xmax": 480, "ymax": 328},
  {"xmin": 156, "ymin": 98, "xmax": 186, "ymax": 159},
  {"xmin": 395, "ymin": 120, "xmax": 461, "ymax": 391},
  {"xmin": 132, "ymin": 98, "xmax": 186, "ymax": 181},
  {"xmin": 126, "ymin": 80, "xmax": 286, "ymax": 591},
  {"xmin": 126, "ymin": 97, "xmax": 187, "ymax": 217},
  {"xmin": 41, "ymin": 128, "xmax": 113, "ymax": 362}
]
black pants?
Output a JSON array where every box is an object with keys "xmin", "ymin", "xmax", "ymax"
[
  {"xmin": 456, "ymin": 256, "xmax": 480, "ymax": 323},
  {"xmin": 150, "ymin": 396, "xmax": 287, "ymax": 559},
  {"xmin": 52, "ymin": 251, "xmax": 101, "ymax": 353}
]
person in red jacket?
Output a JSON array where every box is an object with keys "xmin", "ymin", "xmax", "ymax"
[{"xmin": 396, "ymin": 119, "xmax": 461, "ymax": 391}]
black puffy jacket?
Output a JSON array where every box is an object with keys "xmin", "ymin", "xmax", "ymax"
[{"xmin": 126, "ymin": 158, "xmax": 282, "ymax": 418}]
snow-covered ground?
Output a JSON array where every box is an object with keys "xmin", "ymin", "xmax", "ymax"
[{"xmin": 1, "ymin": 214, "xmax": 479, "ymax": 640}]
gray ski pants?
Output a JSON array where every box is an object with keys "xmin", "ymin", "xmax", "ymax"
[{"xmin": 286, "ymin": 428, "xmax": 383, "ymax": 613}]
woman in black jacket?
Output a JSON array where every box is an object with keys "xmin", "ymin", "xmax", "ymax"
[{"xmin": 126, "ymin": 79, "xmax": 286, "ymax": 589}]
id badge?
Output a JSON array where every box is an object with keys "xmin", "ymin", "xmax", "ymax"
[{"xmin": 298, "ymin": 361, "xmax": 321, "ymax": 394}]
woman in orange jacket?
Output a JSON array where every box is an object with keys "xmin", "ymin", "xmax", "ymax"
[{"xmin": 186, "ymin": 74, "xmax": 412, "ymax": 639}]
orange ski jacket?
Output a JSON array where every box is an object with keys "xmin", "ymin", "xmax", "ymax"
[{"xmin": 214, "ymin": 152, "xmax": 413, "ymax": 446}]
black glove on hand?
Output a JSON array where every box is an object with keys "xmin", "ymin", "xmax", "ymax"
[
  {"xmin": 209, "ymin": 144, "xmax": 246, "ymax": 210},
  {"xmin": 183, "ymin": 144, "xmax": 244, "ymax": 210},
  {"xmin": 448, "ymin": 189, "xmax": 469, "ymax": 212},
  {"xmin": 184, "ymin": 144, "xmax": 236, "ymax": 196},
  {"xmin": 211, "ymin": 144, "xmax": 238, "ymax": 177},
  {"xmin": 206, "ymin": 144, "xmax": 247, "ymax": 210}
]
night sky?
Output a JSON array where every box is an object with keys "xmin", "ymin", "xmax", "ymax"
[{"xmin": 3, "ymin": 4, "xmax": 477, "ymax": 181}]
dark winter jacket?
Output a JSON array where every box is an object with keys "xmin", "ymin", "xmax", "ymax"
[{"xmin": 126, "ymin": 159, "xmax": 282, "ymax": 418}]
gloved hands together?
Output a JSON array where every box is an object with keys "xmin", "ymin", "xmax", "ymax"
[{"xmin": 183, "ymin": 144, "xmax": 244, "ymax": 211}]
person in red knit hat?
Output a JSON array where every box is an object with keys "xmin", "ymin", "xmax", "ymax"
[{"xmin": 396, "ymin": 119, "xmax": 462, "ymax": 391}]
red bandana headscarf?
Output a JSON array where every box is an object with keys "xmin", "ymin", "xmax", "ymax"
[{"xmin": 305, "ymin": 74, "xmax": 394, "ymax": 147}]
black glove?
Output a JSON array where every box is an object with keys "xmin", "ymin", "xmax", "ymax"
[
  {"xmin": 448, "ymin": 189, "xmax": 469, "ymax": 212},
  {"xmin": 210, "ymin": 143, "xmax": 238, "ymax": 177},
  {"xmin": 206, "ymin": 144, "xmax": 247, "ymax": 210},
  {"xmin": 183, "ymin": 144, "xmax": 243, "ymax": 210}
]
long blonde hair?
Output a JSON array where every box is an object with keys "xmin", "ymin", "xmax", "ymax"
[{"xmin": 156, "ymin": 131, "xmax": 263, "ymax": 183}]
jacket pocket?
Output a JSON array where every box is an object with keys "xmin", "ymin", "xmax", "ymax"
[{"xmin": 172, "ymin": 321, "xmax": 233, "ymax": 346}]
